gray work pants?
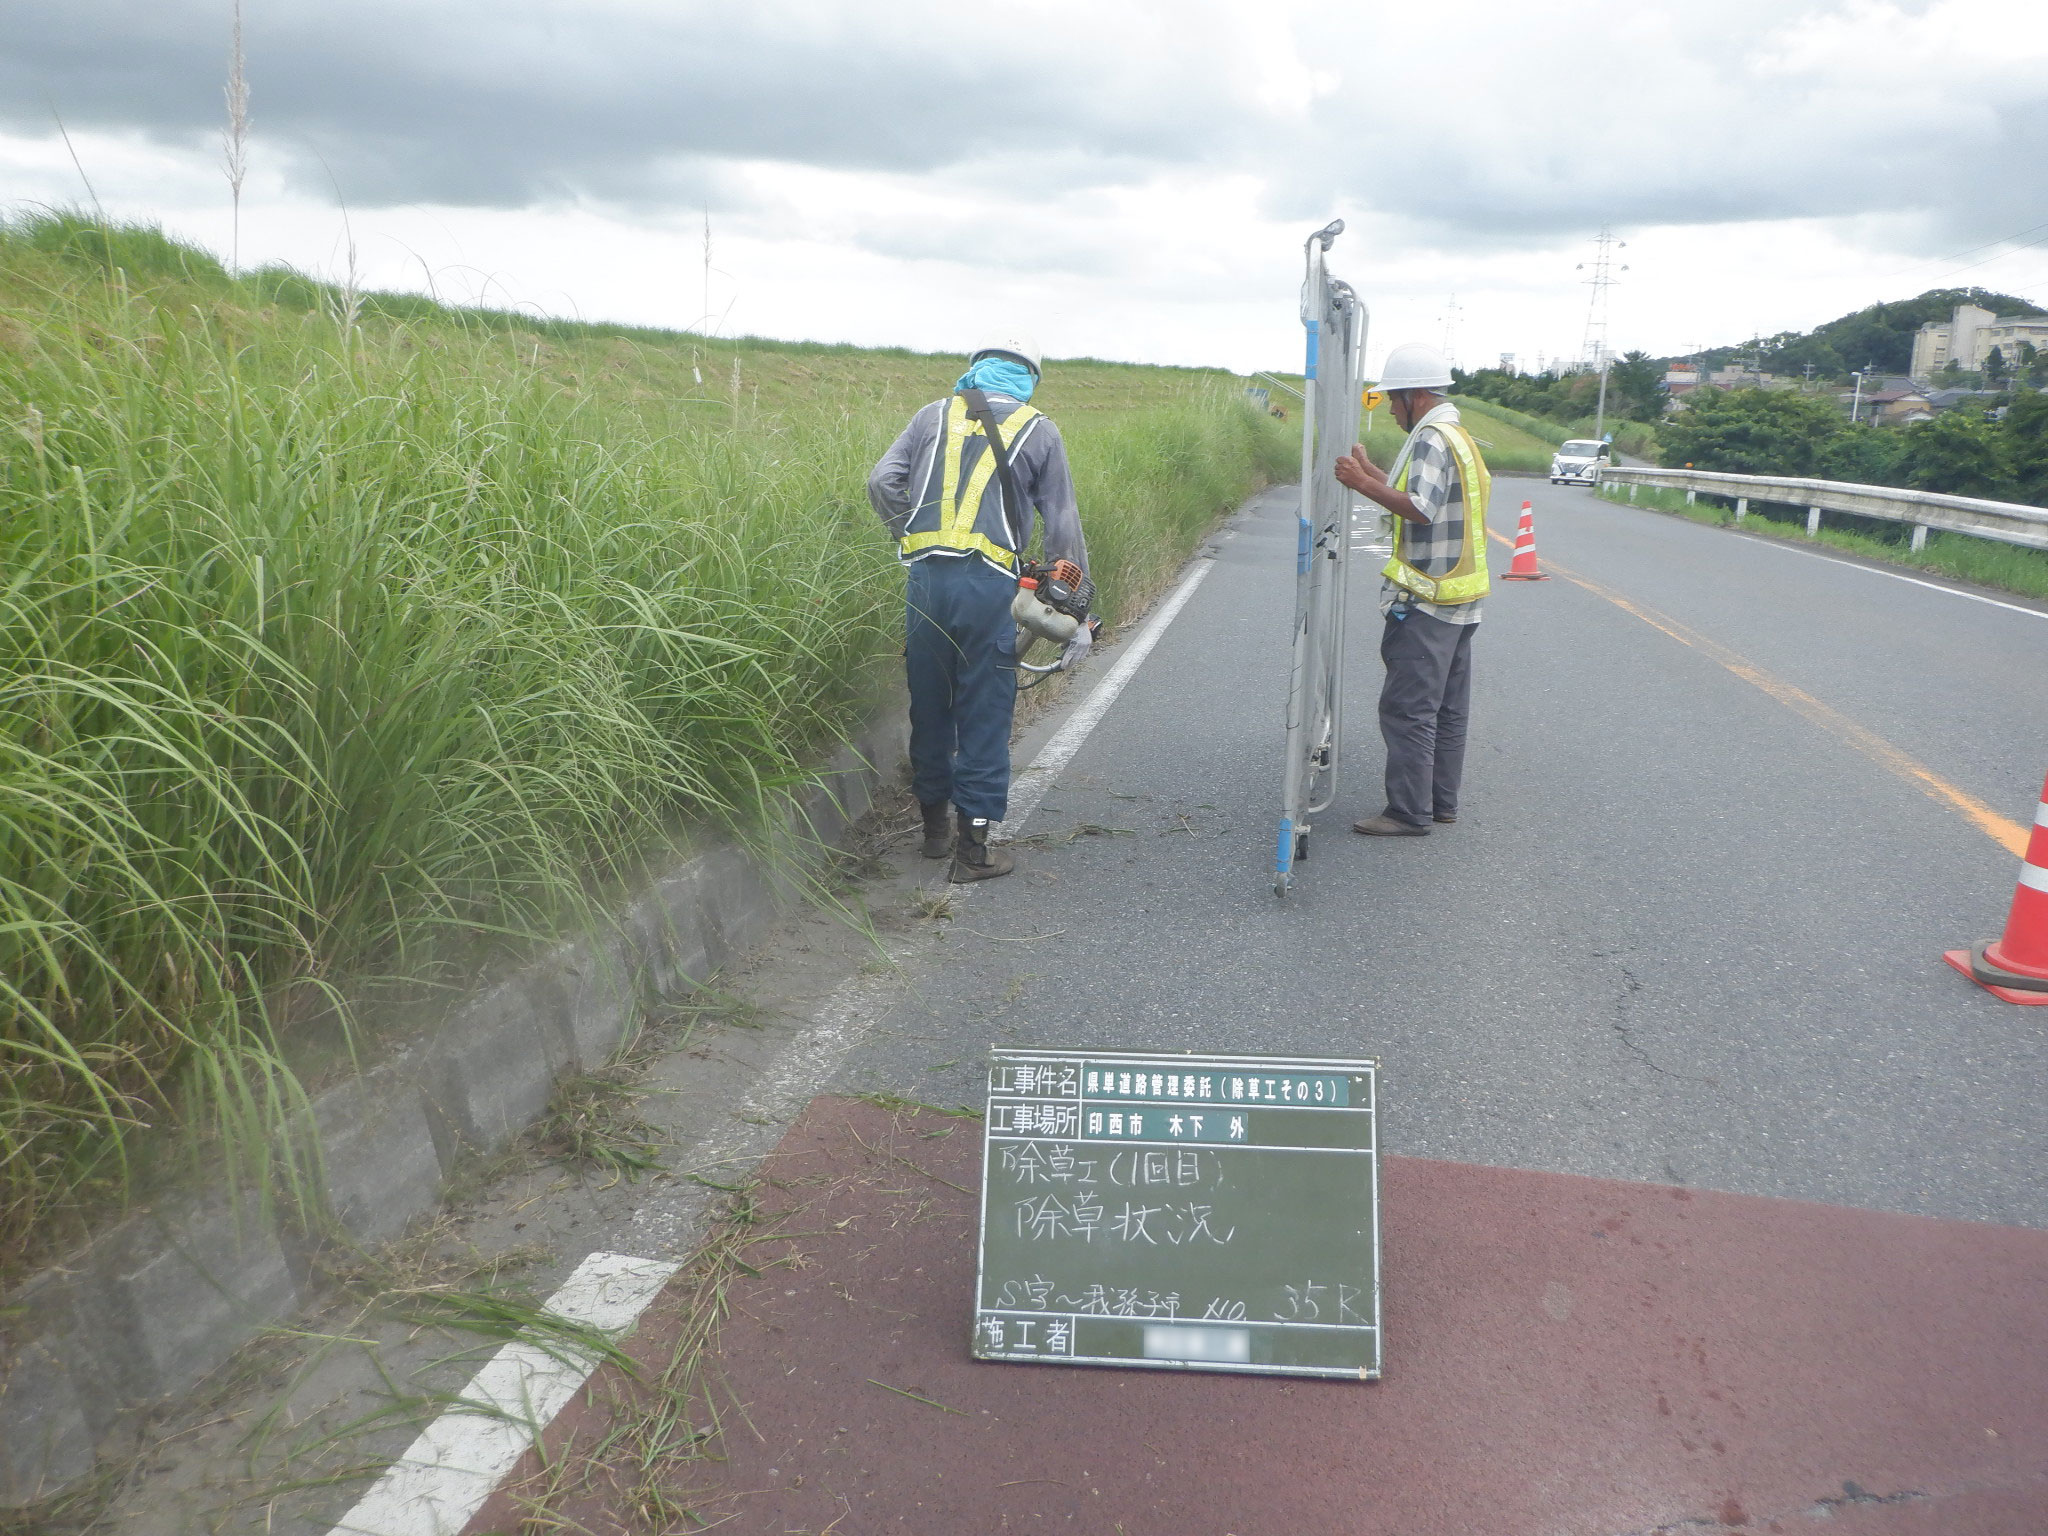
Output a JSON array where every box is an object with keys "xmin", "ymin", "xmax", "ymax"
[{"xmin": 1378, "ymin": 608, "xmax": 1476, "ymax": 827}]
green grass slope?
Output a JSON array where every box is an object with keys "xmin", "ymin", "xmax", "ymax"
[{"xmin": 0, "ymin": 214, "xmax": 1291, "ymax": 1254}]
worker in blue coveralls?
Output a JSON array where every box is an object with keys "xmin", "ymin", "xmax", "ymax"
[{"xmin": 868, "ymin": 336, "xmax": 1091, "ymax": 883}]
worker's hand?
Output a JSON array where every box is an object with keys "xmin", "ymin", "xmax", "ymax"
[
  {"xmin": 1048, "ymin": 559, "xmax": 1085, "ymax": 588},
  {"xmin": 1333, "ymin": 445, "xmax": 1385, "ymax": 494},
  {"xmin": 1059, "ymin": 625, "xmax": 1093, "ymax": 671}
]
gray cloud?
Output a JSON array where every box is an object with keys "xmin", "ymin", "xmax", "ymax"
[
  {"xmin": 4, "ymin": 0, "xmax": 2043, "ymax": 278},
  {"xmin": 0, "ymin": 0, "xmax": 1262, "ymax": 209},
  {"xmin": 1293, "ymin": 1, "xmax": 2048, "ymax": 255}
]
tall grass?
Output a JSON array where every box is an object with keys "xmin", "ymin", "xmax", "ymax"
[{"xmin": 0, "ymin": 215, "xmax": 1287, "ymax": 1257}]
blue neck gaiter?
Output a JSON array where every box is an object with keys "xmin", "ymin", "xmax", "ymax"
[{"xmin": 955, "ymin": 356, "xmax": 1037, "ymax": 401}]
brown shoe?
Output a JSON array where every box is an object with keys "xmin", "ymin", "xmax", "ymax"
[
  {"xmin": 949, "ymin": 813, "xmax": 1016, "ymax": 882},
  {"xmin": 1433, "ymin": 813, "xmax": 1457, "ymax": 825},
  {"xmin": 1352, "ymin": 814, "xmax": 1430, "ymax": 837}
]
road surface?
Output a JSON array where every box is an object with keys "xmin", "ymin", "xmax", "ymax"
[{"xmin": 837, "ymin": 477, "xmax": 2048, "ymax": 1228}]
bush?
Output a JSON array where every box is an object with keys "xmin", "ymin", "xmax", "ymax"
[
  {"xmin": 1896, "ymin": 412, "xmax": 2013, "ymax": 499},
  {"xmin": 1817, "ymin": 423, "xmax": 1907, "ymax": 485},
  {"xmin": 1657, "ymin": 387, "xmax": 1846, "ymax": 476},
  {"xmin": 2005, "ymin": 390, "xmax": 2048, "ymax": 505}
]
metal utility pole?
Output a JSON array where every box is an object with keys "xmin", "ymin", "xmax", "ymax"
[{"xmin": 1594, "ymin": 356, "xmax": 1611, "ymax": 441}]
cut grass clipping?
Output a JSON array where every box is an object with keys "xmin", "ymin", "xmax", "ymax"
[
  {"xmin": 1597, "ymin": 480, "xmax": 2048, "ymax": 603},
  {"xmin": 0, "ymin": 212, "xmax": 1293, "ymax": 1258}
]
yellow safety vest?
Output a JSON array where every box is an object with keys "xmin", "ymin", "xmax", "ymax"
[
  {"xmin": 1382, "ymin": 418, "xmax": 1492, "ymax": 605},
  {"xmin": 898, "ymin": 395, "xmax": 1042, "ymax": 572}
]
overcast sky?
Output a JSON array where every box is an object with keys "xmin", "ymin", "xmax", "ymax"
[{"xmin": 3, "ymin": 0, "xmax": 2045, "ymax": 374}]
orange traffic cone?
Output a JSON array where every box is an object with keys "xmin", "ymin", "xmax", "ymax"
[
  {"xmin": 1944, "ymin": 770, "xmax": 2048, "ymax": 1005},
  {"xmin": 1501, "ymin": 501, "xmax": 1547, "ymax": 580}
]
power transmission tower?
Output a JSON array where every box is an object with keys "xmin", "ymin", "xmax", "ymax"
[
  {"xmin": 1576, "ymin": 226, "xmax": 1627, "ymax": 373},
  {"xmin": 1439, "ymin": 293, "xmax": 1462, "ymax": 370},
  {"xmin": 1577, "ymin": 226, "xmax": 1628, "ymax": 436}
]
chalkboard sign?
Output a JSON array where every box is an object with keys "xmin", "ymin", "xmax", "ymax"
[{"xmin": 972, "ymin": 1048, "xmax": 1381, "ymax": 1380}]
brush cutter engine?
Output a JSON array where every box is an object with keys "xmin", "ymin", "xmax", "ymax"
[{"xmin": 1013, "ymin": 559, "xmax": 1099, "ymax": 682}]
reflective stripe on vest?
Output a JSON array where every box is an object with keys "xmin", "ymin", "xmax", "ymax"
[
  {"xmin": 1381, "ymin": 419, "xmax": 1492, "ymax": 605},
  {"xmin": 898, "ymin": 395, "xmax": 1042, "ymax": 570}
]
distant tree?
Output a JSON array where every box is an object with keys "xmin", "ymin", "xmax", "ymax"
[
  {"xmin": 1896, "ymin": 412, "xmax": 2013, "ymax": 499},
  {"xmin": 1761, "ymin": 331, "xmax": 1846, "ymax": 379},
  {"xmin": 1606, "ymin": 350, "xmax": 1665, "ymax": 422},
  {"xmin": 1450, "ymin": 364, "xmax": 1604, "ymax": 427},
  {"xmin": 2003, "ymin": 390, "xmax": 2048, "ymax": 507},
  {"xmin": 2017, "ymin": 340, "xmax": 2046, "ymax": 388},
  {"xmin": 1656, "ymin": 387, "xmax": 1845, "ymax": 475},
  {"xmin": 1985, "ymin": 345, "xmax": 2009, "ymax": 385}
]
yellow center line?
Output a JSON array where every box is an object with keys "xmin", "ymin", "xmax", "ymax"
[{"xmin": 1485, "ymin": 527, "xmax": 2028, "ymax": 857}]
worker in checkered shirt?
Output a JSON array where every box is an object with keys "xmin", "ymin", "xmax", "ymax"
[{"xmin": 1333, "ymin": 342, "xmax": 1494, "ymax": 836}]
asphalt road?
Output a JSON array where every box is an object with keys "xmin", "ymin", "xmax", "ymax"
[{"xmin": 835, "ymin": 478, "xmax": 2048, "ymax": 1229}]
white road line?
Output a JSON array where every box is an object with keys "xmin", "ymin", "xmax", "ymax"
[
  {"xmin": 1733, "ymin": 532, "xmax": 2048, "ymax": 620},
  {"xmin": 329, "ymin": 1252, "xmax": 678, "ymax": 1536},
  {"xmin": 996, "ymin": 555, "xmax": 1218, "ymax": 840}
]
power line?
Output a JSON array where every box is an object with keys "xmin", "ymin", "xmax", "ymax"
[
  {"xmin": 1911, "ymin": 230, "xmax": 2048, "ymax": 291},
  {"xmin": 1867, "ymin": 215, "xmax": 2048, "ymax": 284}
]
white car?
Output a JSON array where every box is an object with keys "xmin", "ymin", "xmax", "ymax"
[{"xmin": 1549, "ymin": 439, "xmax": 1610, "ymax": 485}]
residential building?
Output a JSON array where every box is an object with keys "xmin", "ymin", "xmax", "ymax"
[
  {"xmin": 1977, "ymin": 315, "xmax": 2048, "ymax": 371},
  {"xmin": 1860, "ymin": 389, "xmax": 1934, "ymax": 426},
  {"xmin": 1924, "ymin": 387, "xmax": 2002, "ymax": 412},
  {"xmin": 1907, "ymin": 303, "xmax": 2048, "ymax": 378}
]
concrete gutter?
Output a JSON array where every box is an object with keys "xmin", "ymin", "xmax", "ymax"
[{"xmin": 0, "ymin": 702, "xmax": 909, "ymax": 1508}]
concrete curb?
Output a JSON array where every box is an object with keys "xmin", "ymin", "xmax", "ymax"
[{"xmin": 0, "ymin": 702, "xmax": 910, "ymax": 1508}]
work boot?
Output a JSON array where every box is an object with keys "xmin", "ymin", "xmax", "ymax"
[
  {"xmin": 919, "ymin": 800, "xmax": 952, "ymax": 860},
  {"xmin": 950, "ymin": 812, "xmax": 1015, "ymax": 882},
  {"xmin": 1352, "ymin": 814, "xmax": 1430, "ymax": 837}
]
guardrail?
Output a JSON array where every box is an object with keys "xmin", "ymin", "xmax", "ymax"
[{"xmin": 1595, "ymin": 465, "xmax": 2048, "ymax": 554}]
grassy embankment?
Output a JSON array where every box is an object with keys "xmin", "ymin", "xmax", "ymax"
[
  {"xmin": 1594, "ymin": 479, "xmax": 2048, "ymax": 602},
  {"xmin": 0, "ymin": 214, "xmax": 1293, "ymax": 1258},
  {"xmin": 1458, "ymin": 397, "xmax": 1662, "ymax": 465},
  {"xmin": 1254, "ymin": 384, "xmax": 1563, "ymax": 472}
]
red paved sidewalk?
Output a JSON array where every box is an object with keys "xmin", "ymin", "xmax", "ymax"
[{"xmin": 471, "ymin": 1097, "xmax": 2048, "ymax": 1535}]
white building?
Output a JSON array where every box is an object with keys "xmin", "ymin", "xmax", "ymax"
[
  {"xmin": 1977, "ymin": 314, "xmax": 2048, "ymax": 370},
  {"xmin": 1906, "ymin": 302, "xmax": 2048, "ymax": 378}
]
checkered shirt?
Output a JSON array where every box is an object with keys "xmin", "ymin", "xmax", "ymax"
[{"xmin": 1379, "ymin": 408, "xmax": 1483, "ymax": 625}]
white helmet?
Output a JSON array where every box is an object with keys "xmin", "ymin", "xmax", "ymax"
[
  {"xmin": 1375, "ymin": 342, "xmax": 1454, "ymax": 393},
  {"xmin": 969, "ymin": 334, "xmax": 1043, "ymax": 378}
]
